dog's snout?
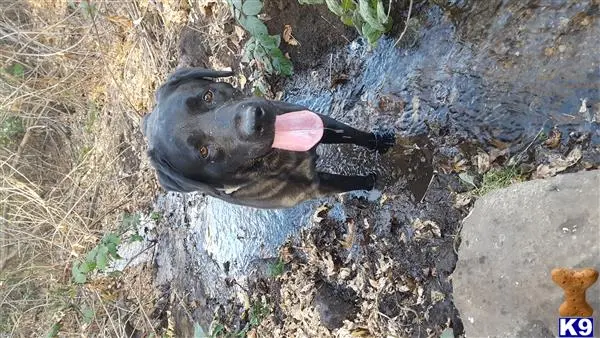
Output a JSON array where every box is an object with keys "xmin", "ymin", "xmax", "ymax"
[{"xmin": 237, "ymin": 105, "xmax": 266, "ymax": 137}]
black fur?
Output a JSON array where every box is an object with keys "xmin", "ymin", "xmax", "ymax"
[{"xmin": 142, "ymin": 67, "xmax": 395, "ymax": 209}]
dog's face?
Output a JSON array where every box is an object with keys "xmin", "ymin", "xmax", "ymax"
[{"xmin": 142, "ymin": 68, "xmax": 280, "ymax": 191}]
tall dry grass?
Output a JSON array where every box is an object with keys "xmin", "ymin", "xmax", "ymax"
[{"xmin": 0, "ymin": 0, "xmax": 186, "ymax": 336}]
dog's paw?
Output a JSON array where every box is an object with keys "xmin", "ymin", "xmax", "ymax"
[{"xmin": 372, "ymin": 131, "xmax": 396, "ymax": 154}]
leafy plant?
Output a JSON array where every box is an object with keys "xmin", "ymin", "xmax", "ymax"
[
  {"xmin": 67, "ymin": 0, "xmax": 98, "ymax": 18},
  {"xmin": 4, "ymin": 63, "xmax": 25, "ymax": 78},
  {"xmin": 475, "ymin": 166, "xmax": 522, "ymax": 196},
  {"xmin": 209, "ymin": 322, "xmax": 226, "ymax": 337},
  {"xmin": 268, "ymin": 258, "xmax": 285, "ymax": 277},
  {"xmin": 150, "ymin": 211, "xmax": 162, "ymax": 222},
  {"xmin": 237, "ymin": 301, "xmax": 270, "ymax": 336},
  {"xmin": 0, "ymin": 116, "xmax": 25, "ymax": 146},
  {"xmin": 121, "ymin": 212, "xmax": 141, "ymax": 229},
  {"xmin": 226, "ymin": 0, "xmax": 292, "ymax": 95},
  {"xmin": 71, "ymin": 233, "xmax": 122, "ymax": 284},
  {"xmin": 46, "ymin": 322, "xmax": 62, "ymax": 338},
  {"xmin": 303, "ymin": 0, "xmax": 392, "ymax": 45}
]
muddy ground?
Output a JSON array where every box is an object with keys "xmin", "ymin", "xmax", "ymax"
[{"xmin": 132, "ymin": 0, "xmax": 600, "ymax": 337}]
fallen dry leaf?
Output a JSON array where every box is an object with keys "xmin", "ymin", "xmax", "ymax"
[
  {"xmin": 489, "ymin": 138, "xmax": 510, "ymax": 150},
  {"xmin": 544, "ymin": 129, "xmax": 562, "ymax": 149},
  {"xmin": 341, "ymin": 219, "xmax": 356, "ymax": 249},
  {"xmin": 452, "ymin": 158, "xmax": 469, "ymax": 173},
  {"xmin": 238, "ymin": 73, "xmax": 247, "ymax": 90},
  {"xmin": 431, "ymin": 290, "xmax": 446, "ymax": 304},
  {"xmin": 475, "ymin": 151, "xmax": 490, "ymax": 174},
  {"xmin": 453, "ymin": 193, "xmax": 473, "ymax": 209},
  {"xmin": 534, "ymin": 146, "xmax": 582, "ymax": 179},
  {"xmin": 234, "ymin": 25, "xmax": 246, "ymax": 41},
  {"xmin": 350, "ymin": 328, "xmax": 372, "ymax": 337},
  {"xmin": 106, "ymin": 15, "xmax": 133, "ymax": 30},
  {"xmin": 488, "ymin": 147, "xmax": 510, "ymax": 163},
  {"xmin": 416, "ymin": 286, "xmax": 425, "ymax": 305},
  {"xmin": 323, "ymin": 252, "xmax": 336, "ymax": 277},
  {"xmin": 312, "ymin": 205, "xmax": 329, "ymax": 223},
  {"xmin": 412, "ymin": 219, "xmax": 441, "ymax": 240},
  {"xmin": 283, "ymin": 24, "xmax": 300, "ymax": 46}
]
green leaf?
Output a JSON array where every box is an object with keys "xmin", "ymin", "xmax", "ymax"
[
  {"xmin": 231, "ymin": 0, "xmax": 242, "ymax": 9},
  {"xmin": 341, "ymin": 14, "xmax": 354, "ymax": 26},
  {"xmin": 260, "ymin": 34, "xmax": 280, "ymax": 49},
  {"xmin": 241, "ymin": 15, "xmax": 268, "ymax": 36},
  {"xmin": 10, "ymin": 64, "xmax": 24, "ymax": 78},
  {"xmin": 72, "ymin": 266, "xmax": 87, "ymax": 284},
  {"xmin": 121, "ymin": 213, "xmax": 141, "ymax": 229},
  {"xmin": 358, "ymin": 0, "xmax": 385, "ymax": 31},
  {"xmin": 77, "ymin": 262, "xmax": 90, "ymax": 274},
  {"xmin": 458, "ymin": 172, "xmax": 477, "ymax": 188},
  {"xmin": 46, "ymin": 322, "xmax": 62, "ymax": 338},
  {"xmin": 242, "ymin": 38, "xmax": 256, "ymax": 62},
  {"xmin": 362, "ymin": 22, "xmax": 383, "ymax": 45},
  {"xmin": 81, "ymin": 306, "xmax": 95, "ymax": 324},
  {"xmin": 105, "ymin": 241, "xmax": 119, "ymax": 257},
  {"xmin": 272, "ymin": 55, "xmax": 293, "ymax": 76},
  {"xmin": 242, "ymin": 0, "xmax": 263, "ymax": 16},
  {"xmin": 194, "ymin": 322, "xmax": 207, "ymax": 338},
  {"xmin": 150, "ymin": 211, "xmax": 162, "ymax": 222},
  {"xmin": 104, "ymin": 233, "xmax": 121, "ymax": 246},
  {"xmin": 324, "ymin": 0, "xmax": 344, "ymax": 17},
  {"xmin": 130, "ymin": 233, "xmax": 144, "ymax": 242},
  {"xmin": 341, "ymin": 0, "xmax": 355, "ymax": 11},
  {"xmin": 85, "ymin": 247, "xmax": 98, "ymax": 264},
  {"xmin": 254, "ymin": 47, "xmax": 273, "ymax": 74},
  {"xmin": 95, "ymin": 245, "xmax": 109, "ymax": 270},
  {"xmin": 376, "ymin": 0, "xmax": 388, "ymax": 25},
  {"xmin": 440, "ymin": 328, "xmax": 454, "ymax": 338}
]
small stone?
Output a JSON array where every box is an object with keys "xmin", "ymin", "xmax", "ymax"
[{"xmin": 313, "ymin": 282, "xmax": 357, "ymax": 330}]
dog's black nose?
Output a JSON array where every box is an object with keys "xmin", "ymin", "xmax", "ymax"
[{"xmin": 237, "ymin": 106, "xmax": 265, "ymax": 138}]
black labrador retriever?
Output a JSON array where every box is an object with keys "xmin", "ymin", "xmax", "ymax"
[{"xmin": 142, "ymin": 67, "xmax": 395, "ymax": 209}]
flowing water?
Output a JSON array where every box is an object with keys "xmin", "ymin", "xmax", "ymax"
[{"xmin": 156, "ymin": 0, "xmax": 599, "ymax": 277}]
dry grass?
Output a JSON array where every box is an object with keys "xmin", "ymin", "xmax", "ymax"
[{"xmin": 0, "ymin": 0, "xmax": 191, "ymax": 336}]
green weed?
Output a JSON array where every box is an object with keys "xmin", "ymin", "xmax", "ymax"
[
  {"xmin": 226, "ymin": 0, "xmax": 292, "ymax": 95},
  {"xmin": 0, "ymin": 116, "xmax": 25, "ymax": 146},
  {"xmin": 268, "ymin": 258, "xmax": 285, "ymax": 277},
  {"xmin": 476, "ymin": 166, "xmax": 523, "ymax": 196},
  {"xmin": 302, "ymin": 0, "xmax": 392, "ymax": 45},
  {"xmin": 71, "ymin": 233, "xmax": 122, "ymax": 284}
]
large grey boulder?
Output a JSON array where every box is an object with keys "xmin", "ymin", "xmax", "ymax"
[{"xmin": 453, "ymin": 170, "xmax": 600, "ymax": 337}]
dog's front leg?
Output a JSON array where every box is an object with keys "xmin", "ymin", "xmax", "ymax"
[
  {"xmin": 315, "ymin": 172, "xmax": 376, "ymax": 195},
  {"xmin": 317, "ymin": 114, "xmax": 395, "ymax": 154}
]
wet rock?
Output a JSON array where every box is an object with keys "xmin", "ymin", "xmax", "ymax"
[
  {"xmin": 313, "ymin": 282, "xmax": 358, "ymax": 330},
  {"xmin": 453, "ymin": 170, "xmax": 600, "ymax": 337}
]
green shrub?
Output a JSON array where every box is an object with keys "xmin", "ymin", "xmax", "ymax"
[{"xmin": 301, "ymin": 0, "xmax": 392, "ymax": 45}]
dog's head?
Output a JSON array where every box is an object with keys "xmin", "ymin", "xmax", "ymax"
[{"xmin": 142, "ymin": 67, "xmax": 281, "ymax": 193}]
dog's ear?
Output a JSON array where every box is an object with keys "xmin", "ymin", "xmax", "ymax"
[
  {"xmin": 140, "ymin": 113, "xmax": 150, "ymax": 137},
  {"xmin": 166, "ymin": 67, "xmax": 234, "ymax": 84},
  {"xmin": 156, "ymin": 67, "xmax": 235, "ymax": 102},
  {"xmin": 147, "ymin": 147, "xmax": 224, "ymax": 196}
]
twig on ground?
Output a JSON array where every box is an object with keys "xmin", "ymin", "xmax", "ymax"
[{"xmin": 393, "ymin": 0, "xmax": 414, "ymax": 48}]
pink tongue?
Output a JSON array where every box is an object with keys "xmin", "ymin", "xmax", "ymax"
[{"xmin": 272, "ymin": 110, "xmax": 324, "ymax": 151}]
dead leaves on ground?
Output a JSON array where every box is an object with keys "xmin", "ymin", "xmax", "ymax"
[
  {"xmin": 534, "ymin": 146, "xmax": 583, "ymax": 179},
  {"xmin": 283, "ymin": 24, "xmax": 300, "ymax": 46}
]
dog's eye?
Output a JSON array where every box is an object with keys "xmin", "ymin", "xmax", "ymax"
[
  {"xmin": 203, "ymin": 90, "xmax": 213, "ymax": 103},
  {"xmin": 198, "ymin": 146, "xmax": 209, "ymax": 158}
]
